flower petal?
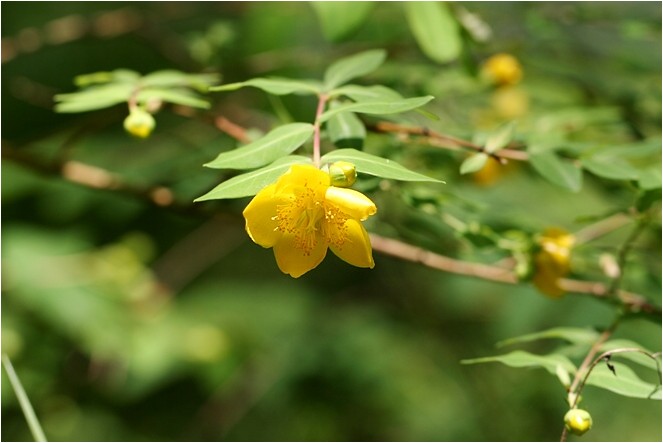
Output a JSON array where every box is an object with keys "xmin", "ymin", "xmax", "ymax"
[
  {"xmin": 273, "ymin": 233, "xmax": 328, "ymax": 278},
  {"xmin": 277, "ymin": 164, "xmax": 329, "ymax": 195},
  {"xmin": 325, "ymin": 187, "xmax": 377, "ymax": 221},
  {"xmin": 330, "ymin": 219, "xmax": 374, "ymax": 269},
  {"xmin": 243, "ymin": 184, "xmax": 286, "ymax": 247}
]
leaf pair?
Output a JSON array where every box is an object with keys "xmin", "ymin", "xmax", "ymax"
[{"xmin": 54, "ymin": 69, "xmax": 219, "ymax": 113}]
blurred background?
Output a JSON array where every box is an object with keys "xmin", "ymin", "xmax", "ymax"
[{"xmin": 2, "ymin": 2, "xmax": 661, "ymax": 441}]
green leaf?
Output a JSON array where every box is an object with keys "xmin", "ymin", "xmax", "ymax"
[
  {"xmin": 140, "ymin": 70, "xmax": 219, "ymax": 92},
  {"xmin": 529, "ymin": 150, "xmax": 582, "ymax": 192},
  {"xmin": 204, "ymin": 123, "xmax": 314, "ymax": 170},
  {"xmin": 319, "ymin": 95, "xmax": 434, "ymax": 123},
  {"xmin": 485, "ymin": 121, "xmax": 516, "ymax": 154},
  {"xmin": 586, "ymin": 361, "xmax": 661, "ymax": 400},
  {"xmin": 581, "ymin": 157, "xmax": 640, "ymax": 181},
  {"xmin": 311, "ymin": 2, "xmax": 375, "ymax": 42},
  {"xmin": 195, "ymin": 156, "xmax": 312, "ymax": 200},
  {"xmin": 320, "ymin": 149, "xmax": 442, "ymax": 182},
  {"xmin": 460, "ymin": 153, "xmax": 489, "ymax": 175},
  {"xmin": 638, "ymin": 167, "xmax": 662, "ymax": 190},
  {"xmin": 137, "ymin": 88, "xmax": 210, "ymax": 109},
  {"xmin": 209, "ymin": 77, "xmax": 321, "ymax": 95},
  {"xmin": 326, "ymin": 106, "xmax": 366, "ymax": 149},
  {"xmin": 404, "ymin": 2, "xmax": 462, "ymax": 64},
  {"xmin": 54, "ymin": 83, "xmax": 134, "ymax": 113},
  {"xmin": 461, "ymin": 350, "xmax": 577, "ymax": 377},
  {"xmin": 323, "ymin": 49, "xmax": 387, "ymax": 90},
  {"xmin": 330, "ymin": 84, "xmax": 403, "ymax": 102},
  {"xmin": 74, "ymin": 69, "xmax": 140, "ymax": 87},
  {"xmin": 600, "ymin": 340, "xmax": 661, "ymax": 371},
  {"xmin": 497, "ymin": 327, "xmax": 600, "ymax": 348}
]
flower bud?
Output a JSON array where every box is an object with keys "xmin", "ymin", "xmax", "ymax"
[
  {"xmin": 328, "ymin": 161, "xmax": 357, "ymax": 188},
  {"xmin": 123, "ymin": 108, "xmax": 156, "ymax": 138},
  {"xmin": 482, "ymin": 53, "xmax": 523, "ymax": 86},
  {"xmin": 564, "ymin": 408, "xmax": 592, "ymax": 436}
]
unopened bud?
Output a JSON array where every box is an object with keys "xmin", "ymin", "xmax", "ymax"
[
  {"xmin": 564, "ymin": 408, "xmax": 592, "ymax": 436},
  {"xmin": 124, "ymin": 108, "xmax": 156, "ymax": 138},
  {"xmin": 328, "ymin": 161, "xmax": 357, "ymax": 187}
]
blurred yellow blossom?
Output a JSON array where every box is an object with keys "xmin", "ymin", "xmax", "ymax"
[
  {"xmin": 482, "ymin": 53, "xmax": 523, "ymax": 86},
  {"xmin": 532, "ymin": 228, "xmax": 575, "ymax": 297},
  {"xmin": 243, "ymin": 164, "xmax": 377, "ymax": 278},
  {"xmin": 123, "ymin": 107, "xmax": 156, "ymax": 138}
]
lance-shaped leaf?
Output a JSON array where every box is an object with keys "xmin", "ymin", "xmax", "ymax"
[
  {"xmin": 205, "ymin": 123, "xmax": 314, "ymax": 170},
  {"xmin": 321, "ymin": 148, "xmax": 442, "ymax": 182},
  {"xmin": 529, "ymin": 150, "xmax": 582, "ymax": 192},
  {"xmin": 323, "ymin": 49, "xmax": 387, "ymax": 90},
  {"xmin": 54, "ymin": 83, "xmax": 134, "ymax": 113},
  {"xmin": 585, "ymin": 361, "xmax": 662, "ymax": 400},
  {"xmin": 405, "ymin": 2, "xmax": 462, "ymax": 64},
  {"xmin": 329, "ymin": 84, "xmax": 403, "ymax": 102},
  {"xmin": 319, "ymin": 95, "xmax": 434, "ymax": 123},
  {"xmin": 460, "ymin": 153, "xmax": 489, "ymax": 175},
  {"xmin": 137, "ymin": 88, "xmax": 210, "ymax": 109},
  {"xmin": 326, "ymin": 103, "xmax": 366, "ymax": 149},
  {"xmin": 497, "ymin": 327, "xmax": 600, "ymax": 348},
  {"xmin": 600, "ymin": 340, "xmax": 662, "ymax": 371},
  {"xmin": 209, "ymin": 77, "xmax": 321, "ymax": 96},
  {"xmin": 195, "ymin": 156, "xmax": 312, "ymax": 201},
  {"xmin": 140, "ymin": 70, "xmax": 219, "ymax": 91},
  {"xmin": 485, "ymin": 121, "xmax": 516, "ymax": 154},
  {"xmin": 462, "ymin": 350, "xmax": 577, "ymax": 377},
  {"xmin": 312, "ymin": 2, "xmax": 375, "ymax": 42}
]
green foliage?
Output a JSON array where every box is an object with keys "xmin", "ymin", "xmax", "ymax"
[{"xmin": 3, "ymin": 2, "xmax": 661, "ymax": 442}]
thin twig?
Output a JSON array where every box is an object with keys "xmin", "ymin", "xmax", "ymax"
[
  {"xmin": 2, "ymin": 354, "xmax": 48, "ymax": 442},
  {"xmin": 312, "ymin": 93, "xmax": 328, "ymax": 167},
  {"xmin": 369, "ymin": 121, "xmax": 530, "ymax": 162}
]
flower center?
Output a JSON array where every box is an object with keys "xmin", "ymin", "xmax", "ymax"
[{"xmin": 273, "ymin": 183, "xmax": 349, "ymax": 255}]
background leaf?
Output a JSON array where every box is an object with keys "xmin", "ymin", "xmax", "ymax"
[
  {"xmin": 323, "ymin": 49, "xmax": 387, "ymax": 90},
  {"xmin": 497, "ymin": 327, "xmax": 600, "ymax": 348},
  {"xmin": 311, "ymin": 2, "xmax": 376, "ymax": 42},
  {"xmin": 195, "ymin": 156, "xmax": 312, "ymax": 200},
  {"xmin": 326, "ymin": 105, "xmax": 366, "ymax": 149},
  {"xmin": 319, "ymin": 95, "xmax": 434, "ymax": 122},
  {"xmin": 330, "ymin": 84, "xmax": 403, "ymax": 102},
  {"xmin": 460, "ymin": 153, "xmax": 489, "ymax": 175},
  {"xmin": 485, "ymin": 121, "xmax": 516, "ymax": 154},
  {"xmin": 404, "ymin": 2, "xmax": 462, "ymax": 64},
  {"xmin": 210, "ymin": 78, "xmax": 321, "ymax": 95},
  {"xmin": 204, "ymin": 123, "xmax": 314, "ymax": 170},
  {"xmin": 321, "ymin": 148, "xmax": 442, "ymax": 182},
  {"xmin": 54, "ymin": 83, "xmax": 134, "ymax": 113},
  {"xmin": 462, "ymin": 350, "xmax": 577, "ymax": 377},
  {"xmin": 586, "ymin": 361, "xmax": 662, "ymax": 400},
  {"xmin": 529, "ymin": 150, "xmax": 583, "ymax": 192}
]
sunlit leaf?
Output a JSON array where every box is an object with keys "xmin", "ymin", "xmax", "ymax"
[
  {"xmin": 204, "ymin": 123, "xmax": 314, "ymax": 170},
  {"xmin": 321, "ymin": 148, "xmax": 442, "ymax": 182},
  {"xmin": 586, "ymin": 361, "xmax": 661, "ymax": 400},
  {"xmin": 462, "ymin": 350, "xmax": 577, "ymax": 376},
  {"xmin": 195, "ymin": 156, "xmax": 312, "ymax": 200},
  {"xmin": 529, "ymin": 150, "xmax": 582, "ymax": 192},
  {"xmin": 54, "ymin": 83, "xmax": 134, "ymax": 113},
  {"xmin": 404, "ymin": 2, "xmax": 462, "ymax": 64},
  {"xmin": 329, "ymin": 84, "xmax": 403, "ymax": 102},
  {"xmin": 74, "ymin": 69, "xmax": 140, "ymax": 87},
  {"xmin": 638, "ymin": 167, "xmax": 662, "ymax": 190},
  {"xmin": 323, "ymin": 49, "xmax": 387, "ymax": 90},
  {"xmin": 319, "ymin": 95, "xmax": 434, "ymax": 123},
  {"xmin": 209, "ymin": 77, "xmax": 321, "ymax": 95},
  {"xmin": 311, "ymin": 2, "xmax": 375, "ymax": 42},
  {"xmin": 140, "ymin": 70, "xmax": 220, "ymax": 91},
  {"xmin": 460, "ymin": 153, "xmax": 489, "ymax": 175}
]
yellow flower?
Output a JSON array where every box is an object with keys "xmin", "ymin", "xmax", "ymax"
[
  {"xmin": 123, "ymin": 108, "xmax": 156, "ymax": 138},
  {"xmin": 482, "ymin": 53, "xmax": 523, "ymax": 86},
  {"xmin": 243, "ymin": 164, "xmax": 377, "ymax": 278},
  {"xmin": 532, "ymin": 228, "xmax": 575, "ymax": 297}
]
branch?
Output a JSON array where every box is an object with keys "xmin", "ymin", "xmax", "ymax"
[
  {"xmin": 369, "ymin": 121, "xmax": 530, "ymax": 162},
  {"xmin": 4, "ymin": 144, "xmax": 660, "ymax": 318}
]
